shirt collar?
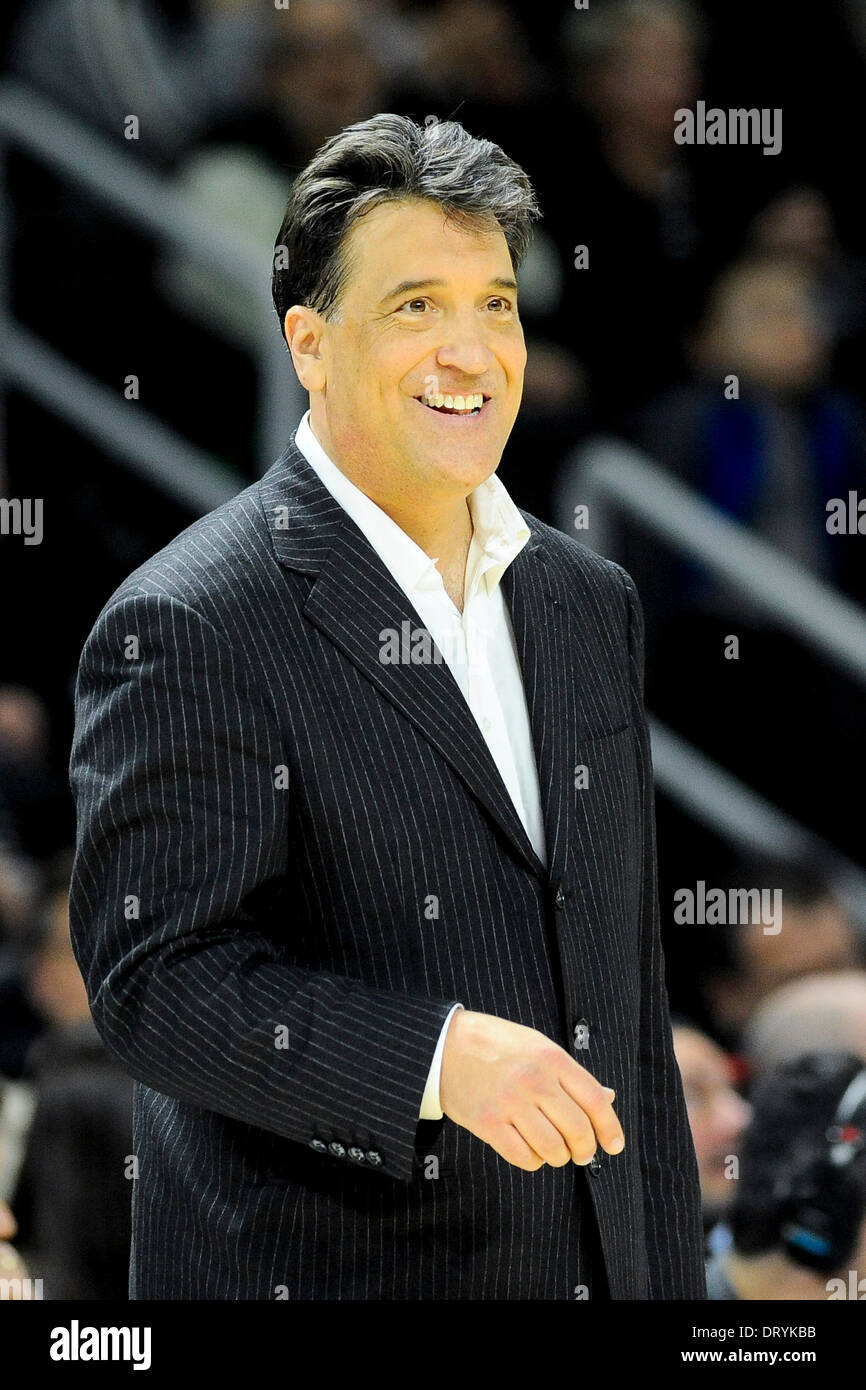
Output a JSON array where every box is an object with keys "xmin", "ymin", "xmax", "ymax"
[{"xmin": 294, "ymin": 409, "xmax": 530, "ymax": 597}]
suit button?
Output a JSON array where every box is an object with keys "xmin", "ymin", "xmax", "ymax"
[
  {"xmin": 588, "ymin": 1152, "xmax": 604, "ymax": 1175},
  {"xmin": 555, "ymin": 885, "xmax": 567, "ymax": 909},
  {"xmin": 365, "ymin": 1149, "xmax": 383, "ymax": 1166},
  {"xmin": 348, "ymin": 1146, "xmax": 366, "ymax": 1163},
  {"xmin": 309, "ymin": 1138, "xmax": 328, "ymax": 1153},
  {"xmin": 573, "ymin": 1018, "xmax": 590, "ymax": 1050},
  {"xmin": 328, "ymin": 1141, "xmax": 346, "ymax": 1159}
]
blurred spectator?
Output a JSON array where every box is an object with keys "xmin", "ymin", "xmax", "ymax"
[
  {"xmin": 638, "ymin": 253, "xmax": 866, "ymax": 611},
  {"xmin": 159, "ymin": 0, "xmax": 388, "ymax": 348},
  {"xmin": 672, "ymin": 1017, "xmax": 751, "ymax": 1233},
  {"xmin": 0, "ymin": 847, "xmax": 41, "ymax": 944},
  {"xmin": 543, "ymin": 0, "xmax": 710, "ymax": 426},
  {"xmin": 702, "ymin": 859, "xmax": 863, "ymax": 1049},
  {"xmin": 750, "ymin": 186, "xmax": 838, "ymax": 267},
  {"xmin": 8, "ymin": 0, "xmax": 272, "ymax": 167},
  {"xmin": 415, "ymin": 0, "xmax": 545, "ymax": 106},
  {"xmin": 0, "ymin": 686, "xmax": 74, "ymax": 866},
  {"xmin": 747, "ymin": 184, "xmax": 866, "ymax": 408},
  {"xmin": 0, "ymin": 850, "xmax": 82, "ymax": 1078},
  {"xmin": 0, "ymin": 1186, "xmax": 31, "ymax": 1298},
  {"xmin": 564, "ymin": 0, "xmax": 703, "ymax": 202},
  {"xmin": 4, "ymin": 860, "xmax": 134, "ymax": 1297},
  {"xmin": 706, "ymin": 1052, "xmax": 866, "ymax": 1299},
  {"xmin": 10, "ymin": 1018, "xmax": 134, "ymax": 1299},
  {"xmin": 0, "ymin": 1080, "xmax": 34, "ymax": 1298},
  {"xmin": 258, "ymin": 0, "xmax": 390, "ymax": 164},
  {"xmin": 23, "ymin": 858, "xmax": 90, "ymax": 1028},
  {"xmin": 746, "ymin": 971, "xmax": 866, "ymax": 1074},
  {"xmin": 362, "ymin": 0, "xmax": 430, "ymax": 88}
]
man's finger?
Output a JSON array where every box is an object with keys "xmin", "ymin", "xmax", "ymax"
[
  {"xmin": 537, "ymin": 1094, "xmax": 604, "ymax": 1164},
  {"xmin": 558, "ymin": 1068, "xmax": 626, "ymax": 1154}
]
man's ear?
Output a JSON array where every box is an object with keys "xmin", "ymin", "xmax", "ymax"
[{"xmin": 283, "ymin": 306, "xmax": 327, "ymax": 392}]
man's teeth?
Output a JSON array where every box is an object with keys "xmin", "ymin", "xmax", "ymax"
[{"xmin": 419, "ymin": 392, "xmax": 485, "ymax": 413}]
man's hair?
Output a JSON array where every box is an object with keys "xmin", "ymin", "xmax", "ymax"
[
  {"xmin": 729, "ymin": 1051, "xmax": 866, "ymax": 1259},
  {"xmin": 271, "ymin": 112, "xmax": 541, "ymax": 342}
]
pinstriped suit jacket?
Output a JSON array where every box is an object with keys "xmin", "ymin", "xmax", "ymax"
[{"xmin": 68, "ymin": 433, "xmax": 706, "ymax": 1300}]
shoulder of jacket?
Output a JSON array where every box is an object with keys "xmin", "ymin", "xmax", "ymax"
[
  {"xmin": 90, "ymin": 478, "xmax": 273, "ymax": 626},
  {"xmin": 520, "ymin": 508, "xmax": 636, "ymax": 604}
]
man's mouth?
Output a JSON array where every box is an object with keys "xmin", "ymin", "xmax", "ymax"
[{"xmin": 414, "ymin": 391, "xmax": 489, "ymax": 416}]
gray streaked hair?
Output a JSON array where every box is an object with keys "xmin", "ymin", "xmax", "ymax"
[{"xmin": 272, "ymin": 112, "xmax": 541, "ymax": 340}]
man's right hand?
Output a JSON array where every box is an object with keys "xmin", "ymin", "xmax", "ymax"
[{"xmin": 439, "ymin": 1009, "xmax": 625, "ymax": 1171}]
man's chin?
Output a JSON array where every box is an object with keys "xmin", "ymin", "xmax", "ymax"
[
  {"xmin": 407, "ymin": 437, "xmax": 504, "ymax": 484},
  {"xmin": 427, "ymin": 457, "xmax": 502, "ymax": 493}
]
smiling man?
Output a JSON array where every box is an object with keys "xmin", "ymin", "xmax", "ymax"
[
  {"xmin": 286, "ymin": 197, "xmax": 523, "ymax": 612},
  {"xmin": 69, "ymin": 114, "xmax": 706, "ymax": 1300}
]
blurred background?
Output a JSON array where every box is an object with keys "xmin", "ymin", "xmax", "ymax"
[{"xmin": 1, "ymin": 0, "xmax": 865, "ymax": 1300}]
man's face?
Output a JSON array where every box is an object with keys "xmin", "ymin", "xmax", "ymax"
[
  {"xmin": 306, "ymin": 196, "xmax": 527, "ymax": 501},
  {"xmin": 674, "ymin": 1027, "xmax": 751, "ymax": 1211}
]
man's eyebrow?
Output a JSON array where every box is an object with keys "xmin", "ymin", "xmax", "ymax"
[{"xmin": 377, "ymin": 276, "xmax": 519, "ymax": 305}]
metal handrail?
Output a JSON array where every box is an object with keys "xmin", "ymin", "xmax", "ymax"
[
  {"xmin": 0, "ymin": 79, "xmax": 303, "ymax": 494},
  {"xmin": 3, "ymin": 323, "xmax": 245, "ymax": 510},
  {"xmin": 558, "ymin": 436, "xmax": 866, "ymax": 686},
  {"xmin": 650, "ymin": 718, "xmax": 866, "ymax": 926},
  {"xmin": 555, "ymin": 437, "xmax": 866, "ymax": 920}
]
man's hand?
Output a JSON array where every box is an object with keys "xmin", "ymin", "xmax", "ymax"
[{"xmin": 439, "ymin": 1009, "xmax": 625, "ymax": 1170}]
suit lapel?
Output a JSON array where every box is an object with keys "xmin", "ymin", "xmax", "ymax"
[
  {"xmin": 500, "ymin": 548, "xmax": 578, "ymax": 893},
  {"xmin": 261, "ymin": 437, "xmax": 578, "ymax": 889}
]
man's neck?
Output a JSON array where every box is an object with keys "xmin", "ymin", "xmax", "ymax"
[
  {"xmin": 307, "ymin": 413, "xmax": 475, "ymax": 599},
  {"xmin": 381, "ymin": 490, "xmax": 474, "ymax": 569},
  {"xmin": 433, "ymin": 510, "xmax": 474, "ymax": 613}
]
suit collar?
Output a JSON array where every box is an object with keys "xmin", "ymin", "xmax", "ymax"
[
  {"xmin": 292, "ymin": 409, "xmax": 533, "ymax": 599},
  {"xmin": 259, "ymin": 433, "xmax": 570, "ymax": 888},
  {"xmin": 260, "ymin": 431, "xmax": 545, "ymax": 573}
]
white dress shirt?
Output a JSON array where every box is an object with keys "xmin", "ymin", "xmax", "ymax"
[{"xmin": 293, "ymin": 410, "xmax": 547, "ymax": 1119}]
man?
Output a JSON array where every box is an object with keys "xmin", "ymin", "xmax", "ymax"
[
  {"xmin": 746, "ymin": 971, "xmax": 866, "ymax": 1074},
  {"xmin": 0, "ymin": 1090, "xmax": 32, "ymax": 1300},
  {"xmin": 69, "ymin": 113, "xmax": 705, "ymax": 1300},
  {"xmin": 705, "ymin": 1052, "xmax": 866, "ymax": 1300},
  {"xmin": 672, "ymin": 1017, "xmax": 751, "ymax": 1233},
  {"xmin": 703, "ymin": 859, "xmax": 862, "ymax": 1047}
]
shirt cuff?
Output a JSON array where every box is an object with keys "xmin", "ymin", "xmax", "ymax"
[{"xmin": 419, "ymin": 1003, "xmax": 464, "ymax": 1119}]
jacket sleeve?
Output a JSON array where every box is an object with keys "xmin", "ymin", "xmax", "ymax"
[
  {"xmin": 619, "ymin": 567, "xmax": 708, "ymax": 1299},
  {"xmin": 68, "ymin": 590, "xmax": 459, "ymax": 1182}
]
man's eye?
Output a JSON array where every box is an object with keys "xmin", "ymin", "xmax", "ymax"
[
  {"xmin": 487, "ymin": 298, "xmax": 512, "ymax": 312},
  {"xmin": 402, "ymin": 299, "xmax": 429, "ymax": 313}
]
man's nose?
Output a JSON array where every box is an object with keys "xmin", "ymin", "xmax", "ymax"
[{"xmin": 434, "ymin": 319, "xmax": 495, "ymax": 376}]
